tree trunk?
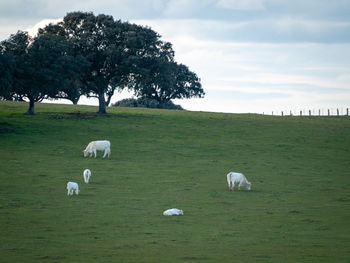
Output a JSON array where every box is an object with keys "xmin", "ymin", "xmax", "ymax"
[
  {"xmin": 25, "ymin": 98, "xmax": 35, "ymax": 115},
  {"xmin": 72, "ymin": 96, "xmax": 79, "ymax": 105},
  {"xmin": 106, "ymin": 91, "xmax": 114, "ymax": 107},
  {"xmin": 97, "ymin": 92, "xmax": 107, "ymax": 114}
]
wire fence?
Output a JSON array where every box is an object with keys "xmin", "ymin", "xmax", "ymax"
[{"xmin": 265, "ymin": 108, "xmax": 350, "ymax": 117}]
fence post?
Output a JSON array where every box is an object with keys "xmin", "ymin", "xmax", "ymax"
[
  {"xmin": 328, "ymin": 109, "xmax": 330, "ymax": 116},
  {"xmin": 281, "ymin": 111, "xmax": 284, "ymax": 116},
  {"xmin": 309, "ymin": 110, "xmax": 311, "ymax": 116},
  {"xmin": 347, "ymin": 108, "xmax": 349, "ymax": 116},
  {"xmin": 300, "ymin": 111, "xmax": 302, "ymax": 116},
  {"xmin": 337, "ymin": 108, "xmax": 339, "ymax": 116}
]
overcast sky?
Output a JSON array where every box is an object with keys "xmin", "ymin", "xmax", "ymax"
[{"xmin": 1, "ymin": 0, "xmax": 350, "ymax": 114}]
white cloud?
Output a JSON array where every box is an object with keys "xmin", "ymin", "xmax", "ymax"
[{"xmin": 134, "ymin": 17, "xmax": 350, "ymax": 44}]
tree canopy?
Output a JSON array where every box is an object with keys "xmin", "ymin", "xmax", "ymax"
[
  {"xmin": 129, "ymin": 57, "xmax": 203, "ymax": 103},
  {"xmin": 0, "ymin": 31, "xmax": 88, "ymax": 114},
  {"xmin": 1, "ymin": 11, "xmax": 204, "ymax": 114}
]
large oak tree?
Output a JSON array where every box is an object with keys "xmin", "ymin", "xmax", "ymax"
[
  {"xmin": 40, "ymin": 12, "xmax": 156, "ymax": 113},
  {"xmin": 42, "ymin": 11, "xmax": 203, "ymax": 113}
]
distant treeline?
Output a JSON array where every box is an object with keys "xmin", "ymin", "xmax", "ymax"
[
  {"xmin": 112, "ymin": 97, "xmax": 183, "ymax": 110},
  {"xmin": 112, "ymin": 98, "xmax": 183, "ymax": 110},
  {"xmin": 0, "ymin": 12, "xmax": 204, "ymax": 115}
]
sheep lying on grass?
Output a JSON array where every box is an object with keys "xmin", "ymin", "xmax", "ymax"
[
  {"xmin": 163, "ymin": 208, "xmax": 184, "ymax": 216},
  {"xmin": 67, "ymin": 182, "xmax": 79, "ymax": 195}
]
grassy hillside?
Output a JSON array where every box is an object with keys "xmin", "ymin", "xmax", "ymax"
[{"xmin": 0, "ymin": 101, "xmax": 349, "ymax": 262}]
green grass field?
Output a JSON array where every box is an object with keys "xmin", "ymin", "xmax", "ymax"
[{"xmin": 0, "ymin": 101, "xmax": 349, "ymax": 262}]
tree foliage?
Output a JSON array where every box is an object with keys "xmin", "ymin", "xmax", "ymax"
[
  {"xmin": 129, "ymin": 57, "xmax": 204, "ymax": 103},
  {"xmin": 40, "ymin": 12, "xmax": 155, "ymax": 113},
  {"xmin": 0, "ymin": 31, "xmax": 88, "ymax": 114},
  {"xmin": 1, "ymin": 11, "xmax": 204, "ymax": 114},
  {"xmin": 0, "ymin": 53, "xmax": 15, "ymax": 100},
  {"xmin": 40, "ymin": 11, "xmax": 203, "ymax": 113}
]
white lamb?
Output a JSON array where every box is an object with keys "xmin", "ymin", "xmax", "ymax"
[
  {"xmin": 163, "ymin": 208, "xmax": 184, "ymax": 216},
  {"xmin": 67, "ymin": 182, "xmax": 79, "ymax": 195},
  {"xmin": 226, "ymin": 172, "xmax": 251, "ymax": 191},
  {"xmin": 83, "ymin": 140, "xmax": 111, "ymax": 158},
  {"xmin": 83, "ymin": 169, "xmax": 91, "ymax": 184}
]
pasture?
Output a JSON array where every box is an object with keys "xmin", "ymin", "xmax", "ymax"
[{"xmin": 0, "ymin": 101, "xmax": 349, "ymax": 262}]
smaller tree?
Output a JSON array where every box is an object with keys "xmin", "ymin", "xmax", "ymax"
[
  {"xmin": 130, "ymin": 57, "xmax": 204, "ymax": 104},
  {"xmin": 0, "ymin": 31, "xmax": 88, "ymax": 114},
  {"xmin": 1, "ymin": 31, "xmax": 36, "ymax": 113}
]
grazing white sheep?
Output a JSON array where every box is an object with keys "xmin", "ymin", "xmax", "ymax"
[
  {"xmin": 163, "ymin": 208, "xmax": 184, "ymax": 216},
  {"xmin": 67, "ymin": 182, "xmax": 79, "ymax": 195},
  {"xmin": 83, "ymin": 169, "xmax": 91, "ymax": 184},
  {"xmin": 83, "ymin": 140, "xmax": 111, "ymax": 158},
  {"xmin": 227, "ymin": 172, "xmax": 251, "ymax": 191}
]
